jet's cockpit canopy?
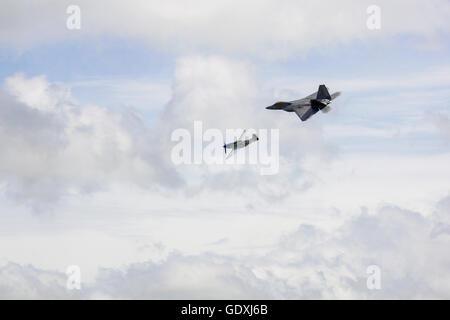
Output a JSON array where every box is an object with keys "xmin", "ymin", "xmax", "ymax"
[{"xmin": 273, "ymin": 101, "xmax": 291, "ymax": 108}]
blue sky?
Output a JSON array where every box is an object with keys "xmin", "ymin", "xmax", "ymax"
[
  {"xmin": 3, "ymin": 35, "xmax": 449, "ymax": 86},
  {"xmin": 0, "ymin": 38, "xmax": 174, "ymax": 82},
  {"xmin": 2, "ymin": 35, "xmax": 449, "ymax": 156}
]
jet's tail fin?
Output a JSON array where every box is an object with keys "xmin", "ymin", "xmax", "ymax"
[{"xmin": 316, "ymin": 85, "xmax": 331, "ymax": 100}]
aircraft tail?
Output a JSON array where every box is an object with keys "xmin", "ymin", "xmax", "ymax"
[{"xmin": 316, "ymin": 85, "xmax": 331, "ymax": 100}]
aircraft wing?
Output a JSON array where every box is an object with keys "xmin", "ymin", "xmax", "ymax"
[
  {"xmin": 225, "ymin": 148, "xmax": 234, "ymax": 160},
  {"xmin": 289, "ymin": 91, "xmax": 317, "ymax": 104},
  {"xmin": 294, "ymin": 106, "xmax": 319, "ymax": 121},
  {"xmin": 304, "ymin": 91, "xmax": 318, "ymax": 99},
  {"xmin": 237, "ymin": 129, "xmax": 246, "ymax": 141}
]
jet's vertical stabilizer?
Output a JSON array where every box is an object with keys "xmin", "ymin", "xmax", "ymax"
[{"xmin": 316, "ymin": 85, "xmax": 331, "ymax": 100}]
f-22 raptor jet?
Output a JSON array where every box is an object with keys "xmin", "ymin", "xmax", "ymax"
[{"xmin": 266, "ymin": 85, "xmax": 341, "ymax": 122}]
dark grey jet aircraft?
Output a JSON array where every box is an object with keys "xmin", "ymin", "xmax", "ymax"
[{"xmin": 266, "ymin": 85, "xmax": 341, "ymax": 122}]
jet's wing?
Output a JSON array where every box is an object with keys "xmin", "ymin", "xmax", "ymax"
[
  {"xmin": 237, "ymin": 129, "xmax": 246, "ymax": 141},
  {"xmin": 304, "ymin": 91, "xmax": 318, "ymax": 99},
  {"xmin": 294, "ymin": 106, "xmax": 319, "ymax": 121},
  {"xmin": 225, "ymin": 148, "xmax": 234, "ymax": 160},
  {"xmin": 289, "ymin": 91, "xmax": 317, "ymax": 104}
]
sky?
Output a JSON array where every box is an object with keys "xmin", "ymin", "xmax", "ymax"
[{"xmin": 0, "ymin": 0, "xmax": 450, "ymax": 299}]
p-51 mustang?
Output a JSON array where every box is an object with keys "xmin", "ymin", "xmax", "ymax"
[
  {"xmin": 266, "ymin": 85, "xmax": 341, "ymax": 122},
  {"xmin": 223, "ymin": 130, "xmax": 259, "ymax": 159}
]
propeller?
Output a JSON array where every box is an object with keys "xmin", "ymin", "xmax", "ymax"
[{"xmin": 223, "ymin": 136, "xmax": 226, "ymax": 154}]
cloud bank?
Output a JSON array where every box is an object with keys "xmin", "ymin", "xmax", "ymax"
[
  {"xmin": 1, "ymin": 0, "xmax": 450, "ymax": 58},
  {"xmin": 0, "ymin": 73, "xmax": 180, "ymax": 209},
  {"xmin": 1, "ymin": 0, "xmax": 450, "ymax": 300},
  {"xmin": 2, "ymin": 197, "xmax": 450, "ymax": 299}
]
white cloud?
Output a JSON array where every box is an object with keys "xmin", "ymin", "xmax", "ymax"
[
  {"xmin": 0, "ymin": 73, "xmax": 179, "ymax": 210},
  {"xmin": 0, "ymin": 58, "xmax": 335, "ymax": 211},
  {"xmin": 1, "ymin": 1, "xmax": 449, "ymax": 58},
  {"xmin": 0, "ymin": 40, "xmax": 448, "ymax": 299},
  {"xmin": 0, "ymin": 262, "xmax": 76, "ymax": 299},
  {"xmin": 2, "ymin": 197, "xmax": 450, "ymax": 299},
  {"xmin": 1, "ymin": 56, "xmax": 448, "ymax": 213},
  {"xmin": 1, "ymin": 0, "xmax": 450, "ymax": 301},
  {"xmin": 155, "ymin": 55, "xmax": 335, "ymax": 200}
]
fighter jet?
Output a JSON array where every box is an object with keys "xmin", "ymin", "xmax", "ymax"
[
  {"xmin": 223, "ymin": 130, "xmax": 259, "ymax": 159},
  {"xmin": 266, "ymin": 85, "xmax": 341, "ymax": 122}
]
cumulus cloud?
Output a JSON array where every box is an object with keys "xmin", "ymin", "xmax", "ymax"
[
  {"xmin": 1, "ymin": 1, "xmax": 449, "ymax": 58},
  {"xmin": 0, "ymin": 262, "xmax": 77, "ymax": 299},
  {"xmin": 2, "ymin": 197, "xmax": 450, "ymax": 299},
  {"xmin": 1, "ymin": 0, "xmax": 449, "ymax": 301},
  {"xmin": 0, "ymin": 56, "xmax": 336, "ymax": 209},
  {"xmin": 2, "ymin": 55, "xmax": 445, "ymax": 210},
  {"xmin": 157, "ymin": 55, "xmax": 334, "ymax": 200},
  {"xmin": 0, "ymin": 73, "xmax": 180, "ymax": 209},
  {"xmin": 431, "ymin": 195, "xmax": 450, "ymax": 238}
]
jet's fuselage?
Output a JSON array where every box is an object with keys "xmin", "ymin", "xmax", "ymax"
[
  {"xmin": 267, "ymin": 98, "xmax": 330, "ymax": 112},
  {"xmin": 266, "ymin": 99, "xmax": 309, "ymax": 112}
]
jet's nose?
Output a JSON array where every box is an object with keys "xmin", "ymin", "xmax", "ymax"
[{"xmin": 266, "ymin": 101, "xmax": 290, "ymax": 110}]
